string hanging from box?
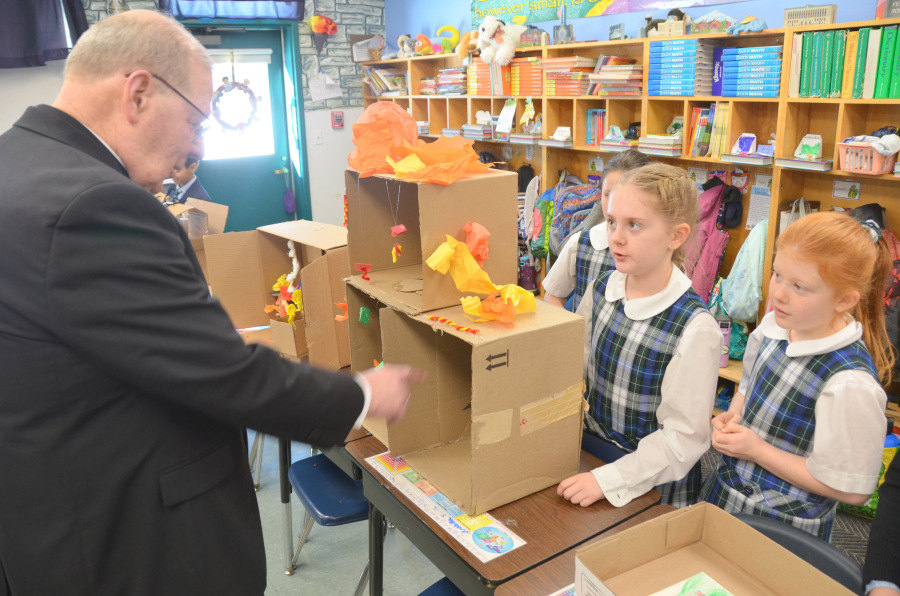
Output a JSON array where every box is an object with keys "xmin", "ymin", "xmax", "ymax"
[{"xmin": 385, "ymin": 179, "xmax": 405, "ymax": 262}]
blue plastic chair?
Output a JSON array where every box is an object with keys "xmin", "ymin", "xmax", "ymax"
[
  {"xmin": 417, "ymin": 577, "xmax": 464, "ymax": 596},
  {"xmin": 288, "ymin": 454, "xmax": 372, "ymax": 595}
]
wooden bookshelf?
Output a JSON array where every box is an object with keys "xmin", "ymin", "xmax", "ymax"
[{"xmin": 362, "ymin": 18, "xmax": 900, "ymax": 310}]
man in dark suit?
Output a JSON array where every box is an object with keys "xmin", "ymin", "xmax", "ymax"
[
  {"xmin": 162, "ymin": 155, "xmax": 214, "ymax": 204},
  {"xmin": 0, "ymin": 10, "xmax": 423, "ymax": 596}
]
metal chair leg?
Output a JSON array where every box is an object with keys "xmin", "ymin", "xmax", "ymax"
[
  {"xmin": 248, "ymin": 432, "xmax": 260, "ymax": 469},
  {"xmin": 291, "ymin": 512, "xmax": 315, "ymax": 568},
  {"xmin": 253, "ymin": 434, "xmax": 265, "ymax": 491},
  {"xmin": 354, "ymin": 514, "xmax": 388, "ymax": 596}
]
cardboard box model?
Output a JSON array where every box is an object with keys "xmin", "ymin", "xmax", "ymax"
[
  {"xmin": 575, "ymin": 503, "xmax": 855, "ymax": 596},
  {"xmin": 203, "ymin": 220, "xmax": 350, "ymax": 369},
  {"xmin": 165, "ymin": 198, "xmax": 230, "ymax": 281},
  {"xmin": 349, "ymin": 284, "xmax": 585, "ymax": 516},
  {"xmin": 345, "ymin": 169, "xmax": 519, "ymax": 315}
]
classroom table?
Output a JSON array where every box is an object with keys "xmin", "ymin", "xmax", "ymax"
[
  {"xmin": 345, "ymin": 435, "xmax": 661, "ymax": 596},
  {"xmin": 494, "ymin": 504, "xmax": 676, "ymax": 596}
]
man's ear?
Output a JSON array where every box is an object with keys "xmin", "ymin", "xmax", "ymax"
[{"xmin": 123, "ymin": 70, "xmax": 154, "ymax": 124}]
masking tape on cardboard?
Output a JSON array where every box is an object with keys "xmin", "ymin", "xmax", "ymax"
[
  {"xmin": 519, "ymin": 383, "xmax": 583, "ymax": 437},
  {"xmin": 472, "ymin": 409, "xmax": 512, "ymax": 446}
]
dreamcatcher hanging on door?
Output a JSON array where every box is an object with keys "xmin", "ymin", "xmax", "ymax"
[{"xmin": 211, "ymin": 49, "xmax": 264, "ymax": 132}]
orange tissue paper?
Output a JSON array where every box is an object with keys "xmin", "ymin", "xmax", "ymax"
[{"xmin": 463, "ymin": 222, "xmax": 490, "ymax": 266}]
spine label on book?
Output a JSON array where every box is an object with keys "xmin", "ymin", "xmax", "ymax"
[
  {"xmin": 852, "ymin": 27, "xmax": 871, "ymax": 98},
  {"xmin": 800, "ymin": 31, "xmax": 813, "ymax": 97},
  {"xmin": 726, "ymin": 65, "xmax": 782, "ymax": 73},
  {"xmin": 722, "ymin": 45, "xmax": 783, "ymax": 55},
  {"xmin": 843, "ymin": 30, "xmax": 860, "ymax": 97},
  {"xmin": 875, "ymin": 25, "xmax": 898, "ymax": 98},
  {"xmin": 830, "ymin": 30, "xmax": 847, "ymax": 97},
  {"xmin": 721, "ymin": 52, "xmax": 782, "ymax": 62},
  {"xmin": 721, "ymin": 90, "xmax": 780, "ymax": 97},
  {"xmin": 821, "ymin": 30, "xmax": 835, "ymax": 99},
  {"xmin": 810, "ymin": 31, "xmax": 824, "ymax": 97},
  {"xmin": 890, "ymin": 27, "xmax": 900, "ymax": 97}
]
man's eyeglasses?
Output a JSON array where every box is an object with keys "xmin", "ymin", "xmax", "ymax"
[{"xmin": 127, "ymin": 72, "xmax": 211, "ymax": 139}]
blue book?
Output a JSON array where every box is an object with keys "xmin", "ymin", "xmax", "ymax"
[
  {"xmin": 655, "ymin": 57, "xmax": 700, "ymax": 65},
  {"xmin": 650, "ymin": 39, "xmax": 698, "ymax": 48},
  {"xmin": 725, "ymin": 72, "xmax": 783, "ymax": 80},
  {"xmin": 721, "ymin": 90, "xmax": 779, "ymax": 97},
  {"xmin": 721, "ymin": 53, "xmax": 782, "ymax": 62},
  {"xmin": 727, "ymin": 59, "xmax": 782, "ymax": 68},
  {"xmin": 650, "ymin": 73, "xmax": 705, "ymax": 80},
  {"xmin": 721, "ymin": 45, "xmax": 783, "ymax": 55},
  {"xmin": 649, "ymin": 84, "xmax": 701, "ymax": 92},
  {"xmin": 725, "ymin": 65, "xmax": 782, "ymax": 74},
  {"xmin": 651, "ymin": 49, "xmax": 708, "ymax": 58},
  {"xmin": 649, "ymin": 89, "xmax": 696, "ymax": 96},
  {"xmin": 712, "ymin": 47, "xmax": 725, "ymax": 96},
  {"xmin": 649, "ymin": 67, "xmax": 712, "ymax": 75},
  {"xmin": 723, "ymin": 83, "xmax": 781, "ymax": 92}
]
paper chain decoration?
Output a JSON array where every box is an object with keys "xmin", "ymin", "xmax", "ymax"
[{"xmin": 428, "ymin": 316, "xmax": 480, "ymax": 335}]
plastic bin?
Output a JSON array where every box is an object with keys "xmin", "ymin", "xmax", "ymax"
[{"xmin": 837, "ymin": 141, "xmax": 898, "ymax": 175}]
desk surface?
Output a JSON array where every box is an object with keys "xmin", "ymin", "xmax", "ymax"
[
  {"xmin": 495, "ymin": 504, "xmax": 676, "ymax": 596},
  {"xmin": 346, "ymin": 435, "xmax": 660, "ymax": 585},
  {"xmin": 345, "ymin": 426, "xmax": 371, "ymax": 443}
]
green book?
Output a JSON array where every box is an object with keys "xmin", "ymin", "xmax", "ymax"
[
  {"xmin": 800, "ymin": 31, "xmax": 814, "ymax": 97},
  {"xmin": 810, "ymin": 31, "xmax": 824, "ymax": 97},
  {"xmin": 852, "ymin": 27, "xmax": 871, "ymax": 98},
  {"xmin": 821, "ymin": 30, "xmax": 835, "ymax": 98},
  {"xmin": 831, "ymin": 30, "xmax": 847, "ymax": 97},
  {"xmin": 890, "ymin": 29, "xmax": 900, "ymax": 98},
  {"xmin": 875, "ymin": 25, "xmax": 898, "ymax": 98}
]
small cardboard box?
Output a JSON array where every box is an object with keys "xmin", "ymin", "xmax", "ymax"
[
  {"xmin": 574, "ymin": 503, "xmax": 854, "ymax": 596},
  {"xmin": 203, "ymin": 220, "xmax": 350, "ymax": 369},
  {"xmin": 345, "ymin": 169, "xmax": 519, "ymax": 315},
  {"xmin": 163, "ymin": 198, "xmax": 229, "ymax": 281},
  {"xmin": 349, "ymin": 287, "xmax": 585, "ymax": 515}
]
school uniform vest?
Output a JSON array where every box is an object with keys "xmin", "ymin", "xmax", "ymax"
[
  {"xmin": 585, "ymin": 271, "xmax": 709, "ymax": 507},
  {"xmin": 699, "ymin": 335, "xmax": 878, "ymax": 540},
  {"xmin": 573, "ymin": 230, "xmax": 615, "ymax": 312}
]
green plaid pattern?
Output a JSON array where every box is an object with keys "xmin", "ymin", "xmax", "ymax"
[
  {"xmin": 585, "ymin": 271, "xmax": 709, "ymax": 507},
  {"xmin": 700, "ymin": 334, "xmax": 878, "ymax": 540},
  {"xmin": 573, "ymin": 230, "xmax": 615, "ymax": 312}
]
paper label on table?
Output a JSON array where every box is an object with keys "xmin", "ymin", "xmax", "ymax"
[
  {"xmin": 833, "ymin": 179, "xmax": 862, "ymax": 200},
  {"xmin": 496, "ymin": 102, "xmax": 517, "ymax": 134},
  {"xmin": 547, "ymin": 585, "xmax": 575, "ymax": 596},
  {"xmin": 367, "ymin": 452, "xmax": 527, "ymax": 563},
  {"xmin": 309, "ymin": 73, "xmax": 343, "ymax": 103},
  {"xmin": 746, "ymin": 185, "xmax": 770, "ymax": 230}
]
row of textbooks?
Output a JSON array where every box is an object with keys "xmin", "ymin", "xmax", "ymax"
[
  {"xmin": 436, "ymin": 67, "xmax": 466, "ymax": 96},
  {"xmin": 542, "ymin": 55, "xmax": 597, "ymax": 96},
  {"xmin": 511, "ymin": 57, "xmax": 542, "ymax": 96},
  {"xmin": 789, "ymin": 25, "xmax": 900, "ymax": 99},
  {"xmin": 686, "ymin": 102, "xmax": 730, "ymax": 159},
  {"xmin": 713, "ymin": 45, "xmax": 782, "ymax": 97},
  {"xmin": 648, "ymin": 38, "xmax": 722, "ymax": 96},
  {"xmin": 585, "ymin": 109, "xmax": 606, "ymax": 146},
  {"xmin": 467, "ymin": 58, "xmax": 511, "ymax": 95},
  {"xmin": 363, "ymin": 66, "xmax": 407, "ymax": 97}
]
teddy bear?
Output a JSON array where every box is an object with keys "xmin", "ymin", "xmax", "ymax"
[
  {"xmin": 396, "ymin": 34, "xmax": 416, "ymax": 58},
  {"xmin": 476, "ymin": 16, "xmax": 527, "ymax": 66},
  {"xmin": 456, "ymin": 29, "xmax": 479, "ymax": 60}
]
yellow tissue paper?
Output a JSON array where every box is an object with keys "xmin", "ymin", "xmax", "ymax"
[{"xmin": 386, "ymin": 154, "xmax": 427, "ymax": 178}]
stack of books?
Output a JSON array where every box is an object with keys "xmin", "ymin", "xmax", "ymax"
[
  {"xmin": 585, "ymin": 109, "xmax": 606, "ymax": 146},
  {"xmin": 441, "ymin": 128, "xmax": 462, "ymax": 137},
  {"xmin": 509, "ymin": 132, "xmax": 541, "ymax": 145},
  {"xmin": 584, "ymin": 55, "xmax": 639, "ymax": 94},
  {"xmin": 790, "ymin": 25, "xmax": 900, "ymax": 99},
  {"xmin": 538, "ymin": 136, "xmax": 574, "ymax": 148},
  {"xmin": 436, "ymin": 67, "xmax": 467, "ymax": 96},
  {"xmin": 638, "ymin": 134, "xmax": 683, "ymax": 157},
  {"xmin": 510, "ymin": 57, "xmax": 543, "ymax": 96},
  {"xmin": 774, "ymin": 156, "xmax": 835, "ymax": 171},
  {"xmin": 587, "ymin": 64, "xmax": 643, "ymax": 96},
  {"xmin": 715, "ymin": 45, "xmax": 783, "ymax": 98},
  {"xmin": 461, "ymin": 124, "xmax": 493, "ymax": 140},
  {"xmin": 363, "ymin": 66, "xmax": 407, "ymax": 96},
  {"xmin": 542, "ymin": 56, "xmax": 597, "ymax": 96},
  {"xmin": 417, "ymin": 121, "xmax": 430, "ymax": 136},
  {"xmin": 686, "ymin": 102, "xmax": 729, "ymax": 158},
  {"xmin": 419, "ymin": 77, "xmax": 436, "ymax": 95},
  {"xmin": 648, "ymin": 39, "xmax": 720, "ymax": 96},
  {"xmin": 598, "ymin": 138, "xmax": 638, "ymax": 152},
  {"xmin": 466, "ymin": 58, "xmax": 510, "ymax": 95}
]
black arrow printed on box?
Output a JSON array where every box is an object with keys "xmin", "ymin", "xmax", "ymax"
[{"xmin": 486, "ymin": 350, "xmax": 509, "ymax": 371}]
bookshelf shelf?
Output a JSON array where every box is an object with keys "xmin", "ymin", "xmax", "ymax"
[{"xmin": 362, "ymin": 17, "xmax": 900, "ymax": 314}]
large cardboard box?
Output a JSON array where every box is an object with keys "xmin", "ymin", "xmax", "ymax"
[
  {"xmin": 164, "ymin": 198, "xmax": 229, "ymax": 281},
  {"xmin": 203, "ymin": 220, "xmax": 350, "ymax": 369},
  {"xmin": 574, "ymin": 503, "xmax": 854, "ymax": 596},
  {"xmin": 345, "ymin": 169, "xmax": 519, "ymax": 315},
  {"xmin": 348, "ymin": 286, "xmax": 585, "ymax": 515}
]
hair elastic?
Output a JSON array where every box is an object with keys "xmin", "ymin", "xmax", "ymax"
[{"xmin": 860, "ymin": 219, "xmax": 882, "ymax": 244}]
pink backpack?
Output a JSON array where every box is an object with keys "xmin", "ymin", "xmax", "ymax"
[{"xmin": 684, "ymin": 184, "xmax": 730, "ymax": 303}]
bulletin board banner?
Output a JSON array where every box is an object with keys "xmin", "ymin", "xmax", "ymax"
[{"xmin": 471, "ymin": 0, "xmax": 748, "ymax": 26}]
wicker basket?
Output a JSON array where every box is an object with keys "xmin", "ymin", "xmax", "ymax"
[
  {"xmin": 837, "ymin": 141, "xmax": 898, "ymax": 175},
  {"xmin": 368, "ymin": 48, "xmax": 382, "ymax": 61}
]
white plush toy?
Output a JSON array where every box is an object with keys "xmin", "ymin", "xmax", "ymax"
[{"xmin": 476, "ymin": 16, "xmax": 526, "ymax": 65}]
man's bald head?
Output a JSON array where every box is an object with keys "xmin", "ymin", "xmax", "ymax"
[{"xmin": 65, "ymin": 10, "xmax": 210, "ymax": 90}]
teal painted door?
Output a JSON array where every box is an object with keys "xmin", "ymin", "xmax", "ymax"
[{"xmin": 192, "ymin": 30, "xmax": 295, "ymax": 232}]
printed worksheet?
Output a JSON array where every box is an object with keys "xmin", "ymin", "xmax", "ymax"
[{"xmin": 367, "ymin": 453, "xmax": 527, "ymax": 563}]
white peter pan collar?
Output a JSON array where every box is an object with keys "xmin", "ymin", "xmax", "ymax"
[
  {"xmin": 589, "ymin": 221, "xmax": 609, "ymax": 251},
  {"xmin": 605, "ymin": 266, "xmax": 694, "ymax": 321},
  {"xmin": 756, "ymin": 311, "xmax": 863, "ymax": 357}
]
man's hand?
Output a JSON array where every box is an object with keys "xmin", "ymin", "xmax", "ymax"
[
  {"xmin": 557, "ymin": 472, "xmax": 606, "ymax": 507},
  {"xmin": 360, "ymin": 364, "xmax": 427, "ymax": 425}
]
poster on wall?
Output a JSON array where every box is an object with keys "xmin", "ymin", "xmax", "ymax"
[{"xmin": 472, "ymin": 0, "xmax": 749, "ymax": 26}]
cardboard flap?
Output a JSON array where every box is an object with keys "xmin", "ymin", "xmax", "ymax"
[
  {"xmin": 167, "ymin": 204, "xmax": 198, "ymax": 217},
  {"xmin": 185, "ymin": 198, "xmax": 229, "ymax": 234},
  {"xmin": 258, "ymin": 220, "xmax": 347, "ymax": 251},
  {"xmin": 325, "ymin": 247, "xmax": 351, "ymax": 368},
  {"xmin": 203, "ymin": 231, "xmax": 269, "ymax": 329},
  {"xmin": 300, "ymin": 253, "xmax": 340, "ymax": 370}
]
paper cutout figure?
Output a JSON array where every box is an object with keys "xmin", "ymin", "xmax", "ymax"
[
  {"xmin": 359, "ymin": 307, "xmax": 371, "ymax": 325},
  {"xmin": 428, "ymin": 315, "xmax": 480, "ymax": 334},
  {"xmin": 519, "ymin": 97, "xmax": 535, "ymax": 127},
  {"xmin": 731, "ymin": 133, "xmax": 757, "ymax": 155},
  {"xmin": 355, "ymin": 263, "xmax": 372, "ymax": 280},
  {"xmin": 392, "ymin": 243, "xmax": 402, "ymax": 263},
  {"xmin": 391, "ymin": 224, "xmax": 407, "ymax": 237},
  {"xmin": 335, "ymin": 301, "xmax": 348, "ymax": 321},
  {"xmin": 463, "ymin": 222, "xmax": 490, "ymax": 266}
]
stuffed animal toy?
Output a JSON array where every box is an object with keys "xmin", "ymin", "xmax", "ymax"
[
  {"xmin": 436, "ymin": 26, "xmax": 460, "ymax": 54},
  {"xmin": 457, "ymin": 30, "xmax": 479, "ymax": 60},
  {"xmin": 476, "ymin": 16, "xmax": 527, "ymax": 65},
  {"xmin": 415, "ymin": 34, "xmax": 434, "ymax": 55},
  {"xmin": 726, "ymin": 16, "xmax": 767, "ymax": 36},
  {"xmin": 396, "ymin": 35, "xmax": 415, "ymax": 58}
]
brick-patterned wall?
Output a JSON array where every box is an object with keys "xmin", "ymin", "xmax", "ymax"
[
  {"xmin": 82, "ymin": 0, "xmax": 159, "ymax": 24},
  {"xmin": 299, "ymin": 0, "xmax": 384, "ymax": 110}
]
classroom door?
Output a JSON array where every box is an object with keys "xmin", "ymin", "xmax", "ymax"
[{"xmin": 191, "ymin": 29, "xmax": 297, "ymax": 232}]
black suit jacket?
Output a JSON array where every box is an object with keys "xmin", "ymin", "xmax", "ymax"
[
  {"xmin": 163, "ymin": 177, "xmax": 213, "ymax": 204},
  {"xmin": 0, "ymin": 106, "xmax": 364, "ymax": 596}
]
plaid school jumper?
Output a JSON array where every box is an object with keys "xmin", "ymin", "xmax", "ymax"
[
  {"xmin": 573, "ymin": 230, "xmax": 615, "ymax": 313},
  {"xmin": 699, "ymin": 335, "xmax": 879, "ymax": 540},
  {"xmin": 585, "ymin": 271, "xmax": 710, "ymax": 507}
]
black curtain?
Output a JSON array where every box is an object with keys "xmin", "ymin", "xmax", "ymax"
[
  {"xmin": 0, "ymin": 0, "xmax": 88, "ymax": 68},
  {"xmin": 160, "ymin": 1, "xmax": 304, "ymax": 19}
]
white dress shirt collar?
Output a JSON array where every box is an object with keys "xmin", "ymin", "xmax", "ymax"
[
  {"xmin": 589, "ymin": 221, "xmax": 609, "ymax": 251},
  {"xmin": 605, "ymin": 267, "xmax": 694, "ymax": 321},
  {"xmin": 756, "ymin": 311, "xmax": 863, "ymax": 357},
  {"xmin": 82, "ymin": 125, "xmax": 125, "ymax": 168},
  {"xmin": 179, "ymin": 176, "xmax": 197, "ymax": 196}
]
